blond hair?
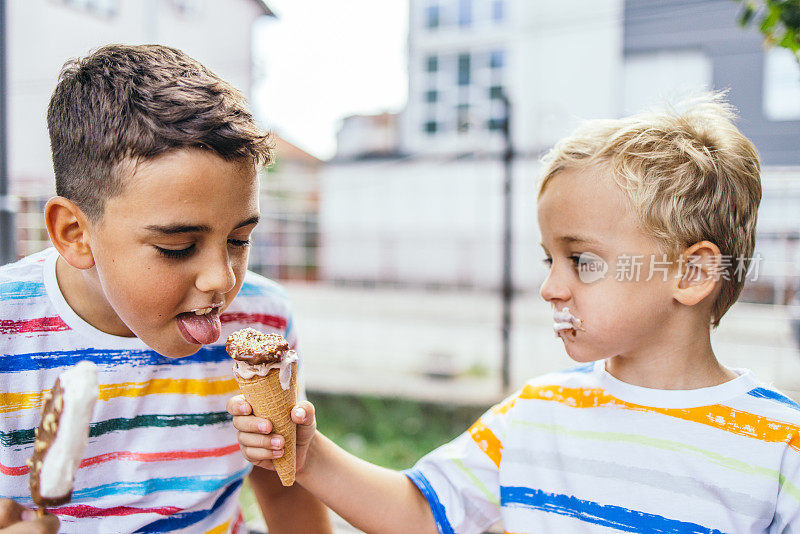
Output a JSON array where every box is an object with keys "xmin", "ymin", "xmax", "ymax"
[{"xmin": 539, "ymin": 93, "xmax": 761, "ymax": 327}]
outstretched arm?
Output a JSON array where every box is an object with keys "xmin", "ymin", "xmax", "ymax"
[{"xmin": 229, "ymin": 398, "xmax": 437, "ymax": 534}]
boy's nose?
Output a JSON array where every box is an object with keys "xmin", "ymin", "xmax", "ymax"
[
  {"xmin": 539, "ymin": 270, "xmax": 571, "ymax": 304},
  {"xmin": 196, "ymin": 251, "xmax": 236, "ymax": 294}
]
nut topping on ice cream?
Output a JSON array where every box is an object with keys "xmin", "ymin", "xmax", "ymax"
[{"xmin": 225, "ymin": 328, "xmax": 289, "ymax": 364}]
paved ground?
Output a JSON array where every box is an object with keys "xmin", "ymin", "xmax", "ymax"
[{"xmin": 256, "ymin": 282, "xmax": 800, "ymax": 533}]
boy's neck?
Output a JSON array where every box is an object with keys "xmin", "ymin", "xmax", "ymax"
[
  {"xmin": 604, "ymin": 313, "xmax": 738, "ymax": 390},
  {"xmin": 55, "ymin": 255, "xmax": 134, "ymax": 337}
]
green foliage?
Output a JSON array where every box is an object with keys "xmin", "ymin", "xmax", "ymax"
[
  {"xmin": 736, "ymin": 0, "xmax": 800, "ymax": 60},
  {"xmin": 308, "ymin": 392, "xmax": 487, "ymax": 470}
]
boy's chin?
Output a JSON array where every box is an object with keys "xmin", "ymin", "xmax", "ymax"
[{"xmin": 144, "ymin": 336, "xmax": 207, "ymax": 359}]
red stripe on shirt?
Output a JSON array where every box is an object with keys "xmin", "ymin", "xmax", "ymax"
[
  {"xmin": 0, "ymin": 317, "xmax": 70, "ymax": 334},
  {"xmin": 52, "ymin": 504, "xmax": 182, "ymax": 518},
  {"xmin": 220, "ymin": 312, "xmax": 286, "ymax": 330},
  {"xmin": 1, "ymin": 444, "xmax": 240, "ymax": 476}
]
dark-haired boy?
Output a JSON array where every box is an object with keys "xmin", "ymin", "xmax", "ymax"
[{"xmin": 0, "ymin": 44, "xmax": 330, "ymax": 534}]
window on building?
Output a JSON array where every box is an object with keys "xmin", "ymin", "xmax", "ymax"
[
  {"xmin": 458, "ymin": 54, "xmax": 471, "ymax": 86},
  {"xmin": 425, "ymin": 3, "xmax": 440, "ymax": 29},
  {"xmin": 489, "ymin": 85, "xmax": 504, "ymax": 99},
  {"xmin": 492, "ymin": 0, "xmax": 504, "ymax": 22},
  {"xmin": 426, "ymin": 56, "xmax": 439, "ymax": 73},
  {"xmin": 622, "ymin": 50, "xmax": 711, "ymax": 115},
  {"xmin": 490, "ymin": 50, "xmax": 504, "ymax": 69},
  {"xmin": 424, "ymin": 121, "xmax": 439, "ymax": 135},
  {"xmin": 763, "ymin": 47, "xmax": 800, "ymax": 121},
  {"xmin": 458, "ymin": 0, "xmax": 472, "ymax": 27},
  {"xmin": 425, "ymin": 90, "xmax": 438, "ymax": 103},
  {"xmin": 456, "ymin": 104, "xmax": 471, "ymax": 132},
  {"xmin": 488, "ymin": 117, "xmax": 506, "ymax": 131}
]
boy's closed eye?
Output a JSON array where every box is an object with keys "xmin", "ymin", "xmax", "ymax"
[{"xmin": 153, "ymin": 238, "xmax": 252, "ymax": 260}]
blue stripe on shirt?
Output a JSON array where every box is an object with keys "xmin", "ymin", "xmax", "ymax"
[
  {"xmin": 501, "ymin": 486, "xmax": 724, "ymax": 533},
  {"xmin": 9, "ymin": 468, "xmax": 250, "ymax": 501},
  {"xmin": 747, "ymin": 387, "xmax": 800, "ymax": 412},
  {"xmin": 133, "ymin": 479, "xmax": 243, "ymax": 533},
  {"xmin": 0, "ymin": 345, "xmax": 229, "ymax": 373},
  {"xmin": 404, "ymin": 469, "xmax": 455, "ymax": 534},
  {"xmin": 0, "ymin": 281, "xmax": 46, "ymax": 300}
]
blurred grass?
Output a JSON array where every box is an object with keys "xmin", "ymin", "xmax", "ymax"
[
  {"xmin": 240, "ymin": 392, "xmax": 486, "ymax": 526},
  {"xmin": 309, "ymin": 392, "xmax": 486, "ymax": 470}
]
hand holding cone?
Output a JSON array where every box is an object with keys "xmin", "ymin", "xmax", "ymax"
[{"xmin": 226, "ymin": 328, "xmax": 298, "ymax": 486}]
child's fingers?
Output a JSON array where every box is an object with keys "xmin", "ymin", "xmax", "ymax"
[
  {"xmin": 226, "ymin": 395, "xmax": 252, "ymax": 416},
  {"xmin": 291, "ymin": 400, "xmax": 315, "ymax": 425},
  {"xmin": 241, "ymin": 445, "xmax": 284, "ymax": 463},
  {"xmin": 238, "ymin": 430, "xmax": 284, "ymax": 451},
  {"xmin": 231, "ymin": 415, "xmax": 273, "ymax": 435}
]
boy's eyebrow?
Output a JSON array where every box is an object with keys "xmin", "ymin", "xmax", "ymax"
[
  {"xmin": 558, "ymin": 234, "xmax": 602, "ymax": 246},
  {"xmin": 145, "ymin": 215, "xmax": 260, "ymax": 235}
]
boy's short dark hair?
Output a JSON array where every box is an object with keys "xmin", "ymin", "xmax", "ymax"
[{"xmin": 47, "ymin": 44, "xmax": 272, "ymax": 221}]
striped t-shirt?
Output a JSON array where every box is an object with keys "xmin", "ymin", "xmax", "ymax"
[
  {"xmin": 1, "ymin": 248, "xmax": 300, "ymax": 533},
  {"xmin": 406, "ymin": 361, "xmax": 800, "ymax": 533}
]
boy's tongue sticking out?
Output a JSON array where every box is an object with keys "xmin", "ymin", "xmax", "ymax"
[{"xmin": 177, "ymin": 310, "xmax": 222, "ymax": 345}]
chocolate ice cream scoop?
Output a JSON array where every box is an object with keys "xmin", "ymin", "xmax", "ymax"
[{"xmin": 225, "ymin": 328, "xmax": 290, "ymax": 364}]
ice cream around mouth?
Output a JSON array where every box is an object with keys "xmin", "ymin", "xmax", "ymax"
[
  {"xmin": 553, "ymin": 307, "xmax": 583, "ymax": 335},
  {"xmin": 225, "ymin": 328, "xmax": 298, "ymax": 390}
]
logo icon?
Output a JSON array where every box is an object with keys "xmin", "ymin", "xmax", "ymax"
[{"xmin": 577, "ymin": 252, "xmax": 608, "ymax": 283}]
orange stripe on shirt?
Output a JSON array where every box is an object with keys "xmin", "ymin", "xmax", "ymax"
[
  {"xmin": 468, "ymin": 419, "xmax": 503, "ymax": 467},
  {"xmin": 520, "ymin": 384, "xmax": 800, "ymax": 451}
]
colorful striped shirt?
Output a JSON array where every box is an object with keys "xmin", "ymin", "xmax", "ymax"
[
  {"xmin": 1, "ymin": 248, "xmax": 300, "ymax": 533},
  {"xmin": 406, "ymin": 360, "xmax": 800, "ymax": 533}
]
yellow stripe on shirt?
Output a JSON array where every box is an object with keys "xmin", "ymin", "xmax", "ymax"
[
  {"xmin": 0, "ymin": 377, "xmax": 237, "ymax": 414},
  {"xmin": 204, "ymin": 520, "xmax": 231, "ymax": 534}
]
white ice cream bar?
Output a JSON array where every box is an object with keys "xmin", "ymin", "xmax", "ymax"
[
  {"xmin": 553, "ymin": 307, "xmax": 583, "ymax": 334},
  {"xmin": 39, "ymin": 361, "xmax": 99, "ymax": 498}
]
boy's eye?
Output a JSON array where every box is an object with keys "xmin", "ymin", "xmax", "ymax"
[
  {"xmin": 228, "ymin": 238, "xmax": 251, "ymax": 248},
  {"xmin": 568, "ymin": 255, "xmax": 582, "ymax": 267},
  {"xmin": 542, "ymin": 257, "xmax": 553, "ymax": 268},
  {"xmin": 155, "ymin": 244, "xmax": 195, "ymax": 259}
]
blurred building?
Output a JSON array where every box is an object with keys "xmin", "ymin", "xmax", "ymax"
[
  {"xmin": 323, "ymin": 0, "xmax": 623, "ymax": 289},
  {"xmin": 321, "ymin": 0, "xmax": 800, "ymax": 303},
  {"xmin": 250, "ymin": 135, "xmax": 322, "ymax": 281},
  {"xmin": 336, "ymin": 112, "xmax": 402, "ymax": 160},
  {"xmin": 7, "ymin": 0, "xmax": 273, "ymax": 257}
]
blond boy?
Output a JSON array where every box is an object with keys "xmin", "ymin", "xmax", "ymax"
[{"xmin": 231, "ymin": 94, "xmax": 800, "ymax": 532}]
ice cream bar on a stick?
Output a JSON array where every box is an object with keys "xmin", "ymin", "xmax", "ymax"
[
  {"xmin": 28, "ymin": 361, "xmax": 99, "ymax": 515},
  {"xmin": 226, "ymin": 328, "xmax": 298, "ymax": 486}
]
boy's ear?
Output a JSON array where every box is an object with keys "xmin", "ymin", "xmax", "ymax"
[
  {"xmin": 44, "ymin": 197, "xmax": 95, "ymax": 270},
  {"xmin": 673, "ymin": 241, "xmax": 722, "ymax": 306}
]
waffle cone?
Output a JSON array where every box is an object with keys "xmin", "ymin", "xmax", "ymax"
[{"xmin": 235, "ymin": 363, "xmax": 297, "ymax": 486}]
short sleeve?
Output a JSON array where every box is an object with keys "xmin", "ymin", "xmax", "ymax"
[{"xmin": 404, "ymin": 393, "xmax": 518, "ymax": 534}]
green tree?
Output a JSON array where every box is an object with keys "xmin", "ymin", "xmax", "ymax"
[{"xmin": 735, "ymin": 0, "xmax": 800, "ymax": 62}]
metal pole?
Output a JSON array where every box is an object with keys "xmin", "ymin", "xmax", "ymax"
[
  {"xmin": 500, "ymin": 89, "xmax": 513, "ymax": 392},
  {"xmin": 0, "ymin": 0, "xmax": 15, "ymax": 266}
]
